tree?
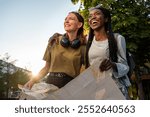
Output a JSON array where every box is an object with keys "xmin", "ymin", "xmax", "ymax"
[
  {"xmin": 0, "ymin": 53, "xmax": 17, "ymax": 98},
  {"xmin": 71, "ymin": 0, "xmax": 150, "ymax": 99},
  {"xmin": 0, "ymin": 53, "xmax": 31, "ymax": 99},
  {"xmin": 9, "ymin": 69, "xmax": 31, "ymax": 90},
  {"xmin": 72, "ymin": 0, "xmax": 150, "ymax": 66}
]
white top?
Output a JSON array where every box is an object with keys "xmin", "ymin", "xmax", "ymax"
[
  {"xmin": 89, "ymin": 37, "xmax": 109, "ymax": 65},
  {"xmin": 88, "ymin": 34, "xmax": 131, "ymax": 87}
]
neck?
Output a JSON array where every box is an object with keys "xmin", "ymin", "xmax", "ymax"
[
  {"xmin": 94, "ymin": 28, "xmax": 107, "ymax": 41},
  {"xmin": 67, "ymin": 31, "xmax": 78, "ymax": 41}
]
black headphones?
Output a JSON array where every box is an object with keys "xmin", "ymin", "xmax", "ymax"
[{"xmin": 60, "ymin": 34, "xmax": 81, "ymax": 49}]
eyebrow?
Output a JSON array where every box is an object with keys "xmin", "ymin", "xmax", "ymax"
[{"xmin": 89, "ymin": 10, "xmax": 101, "ymax": 15}]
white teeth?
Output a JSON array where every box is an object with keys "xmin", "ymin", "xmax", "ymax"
[
  {"xmin": 92, "ymin": 20, "xmax": 98, "ymax": 24},
  {"xmin": 65, "ymin": 24, "xmax": 70, "ymax": 27}
]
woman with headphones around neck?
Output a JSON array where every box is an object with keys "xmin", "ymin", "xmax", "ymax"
[
  {"xmin": 86, "ymin": 5, "xmax": 131, "ymax": 99},
  {"xmin": 24, "ymin": 11, "xmax": 85, "ymax": 89}
]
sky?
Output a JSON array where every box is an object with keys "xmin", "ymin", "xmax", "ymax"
[{"xmin": 0, "ymin": 0, "xmax": 80, "ymax": 74}]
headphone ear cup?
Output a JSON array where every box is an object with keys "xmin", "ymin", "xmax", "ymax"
[
  {"xmin": 70, "ymin": 39, "xmax": 81, "ymax": 49},
  {"xmin": 60, "ymin": 37, "xmax": 70, "ymax": 48}
]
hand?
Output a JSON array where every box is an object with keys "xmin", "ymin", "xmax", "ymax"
[
  {"xmin": 99, "ymin": 59, "xmax": 116, "ymax": 72},
  {"xmin": 23, "ymin": 79, "xmax": 36, "ymax": 90},
  {"xmin": 49, "ymin": 33, "xmax": 62, "ymax": 45}
]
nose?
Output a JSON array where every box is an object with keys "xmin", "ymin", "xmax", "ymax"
[
  {"xmin": 64, "ymin": 18, "xmax": 69, "ymax": 23},
  {"xmin": 89, "ymin": 14, "xmax": 96, "ymax": 20}
]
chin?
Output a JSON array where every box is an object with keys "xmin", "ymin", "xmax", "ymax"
[
  {"xmin": 65, "ymin": 28, "xmax": 71, "ymax": 32},
  {"xmin": 92, "ymin": 26, "xmax": 101, "ymax": 31},
  {"xmin": 91, "ymin": 27, "xmax": 98, "ymax": 30}
]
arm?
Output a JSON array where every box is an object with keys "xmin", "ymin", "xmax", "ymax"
[
  {"xmin": 99, "ymin": 34, "xmax": 129, "ymax": 77},
  {"xmin": 24, "ymin": 61, "xmax": 50, "ymax": 89},
  {"xmin": 112, "ymin": 34, "xmax": 129, "ymax": 78},
  {"xmin": 24, "ymin": 33, "xmax": 61, "ymax": 89}
]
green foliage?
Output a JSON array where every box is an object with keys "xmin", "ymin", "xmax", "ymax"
[
  {"xmin": 71, "ymin": 0, "xmax": 79, "ymax": 5},
  {"xmin": 9, "ymin": 69, "xmax": 30, "ymax": 89},
  {"xmin": 72, "ymin": 0, "xmax": 150, "ymax": 65},
  {"xmin": 0, "ymin": 54, "xmax": 31, "ymax": 98},
  {"xmin": 0, "ymin": 70, "xmax": 30, "ymax": 98}
]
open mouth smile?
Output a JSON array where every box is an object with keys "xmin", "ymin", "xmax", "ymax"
[{"xmin": 91, "ymin": 20, "xmax": 99, "ymax": 26}]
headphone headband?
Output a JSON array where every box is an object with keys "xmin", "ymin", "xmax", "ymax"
[{"xmin": 60, "ymin": 34, "xmax": 80, "ymax": 49}]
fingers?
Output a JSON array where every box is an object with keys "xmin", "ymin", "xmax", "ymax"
[
  {"xmin": 53, "ymin": 33, "xmax": 62, "ymax": 38},
  {"xmin": 48, "ymin": 33, "xmax": 62, "ymax": 45},
  {"xmin": 23, "ymin": 83, "xmax": 30, "ymax": 89},
  {"xmin": 24, "ymin": 80, "xmax": 34, "ymax": 90},
  {"xmin": 99, "ymin": 60, "xmax": 106, "ymax": 72},
  {"xmin": 99, "ymin": 59, "xmax": 113, "ymax": 72},
  {"xmin": 26, "ymin": 83, "xmax": 32, "ymax": 90}
]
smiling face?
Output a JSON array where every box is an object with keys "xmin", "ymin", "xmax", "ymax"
[
  {"xmin": 88, "ymin": 9, "xmax": 106, "ymax": 31},
  {"xmin": 64, "ymin": 13, "xmax": 82, "ymax": 33}
]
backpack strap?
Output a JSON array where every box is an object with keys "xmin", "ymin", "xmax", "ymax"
[
  {"xmin": 114, "ymin": 33, "xmax": 136, "ymax": 80},
  {"xmin": 114, "ymin": 33, "xmax": 119, "ymax": 41}
]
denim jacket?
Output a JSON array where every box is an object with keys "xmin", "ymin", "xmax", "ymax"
[{"xmin": 112, "ymin": 33, "xmax": 131, "ymax": 88}]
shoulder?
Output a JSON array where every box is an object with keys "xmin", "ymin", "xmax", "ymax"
[
  {"xmin": 48, "ymin": 33, "xmax": 63, "ymax": 46},
  {"xmin": 114, "ymin": 33, "xmax": 126, "ymax": 45},
  {"xmin": 114, "ymin": 33, "xmax": 125, "ymax": 40}
]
